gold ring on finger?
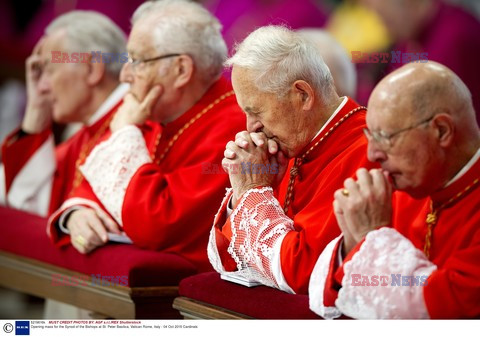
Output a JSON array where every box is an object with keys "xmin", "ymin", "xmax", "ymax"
[{"xmin": 75, "ymin": 235, "xmax": 86, "ymax": 247}]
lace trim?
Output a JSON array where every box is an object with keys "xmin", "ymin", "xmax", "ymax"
[
  {"xmin": 80, "ymin": 125, "xmax": 152, "ymax": 226},
  {"xmin": 337, "ymin": 227, "xmax": 437, "ymax": 319},
  {"xmin": 309, "ymin": 236, "xmax": 343, "ymax": 319},
  {"xmin": 222, "ymin": 187, "xmax": 295, "ymax": 289}
]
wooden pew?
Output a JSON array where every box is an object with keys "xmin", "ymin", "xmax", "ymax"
[
  {"xmin": 173, "ymin": 297, "xmax": 250, "ymax": 319},
  {"xmin": 173, "ymin": 272, "xmax": 320, "ymax": 319},
  {"xmin": 0, "ymin": 206, "xmax": 198, "ymax": 318}
]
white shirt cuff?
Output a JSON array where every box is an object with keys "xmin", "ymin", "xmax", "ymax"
[
  {"xmin": 337, "ymin": 238, "xmax": 344, "ymax": 266},
  {"xmin": 57, "ymin": 206, "xmax": 86, "ymax": 234},
  {"xmin": 226, "ymin": 195, "xmax": 234, "ymax": 217}
]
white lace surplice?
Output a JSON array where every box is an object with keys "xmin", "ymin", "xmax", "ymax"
[
  {"xmin": 208, "ymin": 187, "xmax": 295, "ymax": 293},
  {"xmin": 309, "ymin": 227, "xmax": 437, "ymax": 319},
  {"xmin": 80, "ymin": 125, "xmax": 152, "ymax": 226}
]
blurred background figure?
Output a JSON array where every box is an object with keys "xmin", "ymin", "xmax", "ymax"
[
  {"xmin": 204, "ymin": 0, "xmax": 331, "ymax": 49},
  {"xmin": 298, "ymin": 28, "xmax": 357, "ymax": 98},
  {"xmin": 0, "ymin": 0, "xmax": 479, "ymax": 320},
  {"xmin": 325, "ymin": 0, "xmax": 391, "ymax": 106},
  {"xmin": 1, "ymin": 11, "xmax": 128, "ymax": 216},
  {"xmin": 0, "ymin": 0, "xmax": 144, "ymax": 147},
  {"xmin": 2, "ymin": 0, "xmax": 479, "ymax": 149},
  {"xmin": 356, "ymin": 0, "xmax": 480, "ymax": 124}
]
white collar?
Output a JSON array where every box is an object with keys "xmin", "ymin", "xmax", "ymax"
[
  {"xmin": 445, "ymin": 147, "xmax": 480, "ymax": 187},
  {"xmin": 87, "ymin": 83, "xmax": 129, "ymax": 126},
  {"xmin": 311, "ymin": 96, "xmax": 348, "ymax": 141}
]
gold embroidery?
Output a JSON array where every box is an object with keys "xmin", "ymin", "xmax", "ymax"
[
  {"xmin": 424, "ymin": 177, "xmax": 479, "ymax": 258},
  {"xmin": 152, "ymin": 90, "xmax": 235, "ymax": 164}
]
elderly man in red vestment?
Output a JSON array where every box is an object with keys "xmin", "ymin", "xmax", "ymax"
[
  {"xmin": 207, "ymin": 25, "xmax": 375, "ymax": 294},
  {"xmin": 310, "ymin": 61, "xmax": 480, "ymax": 319},
  {"xmin": 47, "ymin": 0, "xmax": 245, "ymax": 272},
  {"xmin": 0, "ymin": 11, "xmax": 128, "ymax": 216}
]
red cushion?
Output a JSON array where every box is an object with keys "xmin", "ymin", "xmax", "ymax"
[
  {"xmin": 179, "ymin": 272, "xmax": 320, "ymax": 319},
  {"xmin": 0, "ymin": 207, "xmax": 197, "ymax": 287}
]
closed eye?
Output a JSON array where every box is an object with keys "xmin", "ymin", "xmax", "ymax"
[{"xmin": 244, "ymin": 106, "xmax": 261, "ymax": 116}]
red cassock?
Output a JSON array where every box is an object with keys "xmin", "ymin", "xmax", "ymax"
[
  {"xmin": 309, "ymin": 151, "xmax": 480, "ymax": 319},
  {"xmin": 208, "ymin": 97, "xmax": 376, "ymax": 294},
  {"xmin": 1, "ymin": 85, "xmax": 127, "ymax": 216},
  {"xmin": 48, "ymin": 78, "xmax": 246, "ymax": 272}
]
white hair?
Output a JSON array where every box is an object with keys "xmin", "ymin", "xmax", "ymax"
[
  {"xmin": 46, "ymin": 11, "xmax": 127, "ymax": 78},
  {"xmin": 132, "ymin": 0, "xmax": 227, "ymax": 85},
  {"xmin": 298, "ymin": 29, "xmax": 357, "ymax": 98},
  {"xmin": 226, "ymin": 25, "xmax": 334, "ymax": 97}
]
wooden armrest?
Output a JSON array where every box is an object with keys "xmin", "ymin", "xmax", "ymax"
[
  {"xmin": 0, "ymin": 251, "xmax": 180, "ymax": 319},
  {"xmin": 173, "ymin": 297, "xmax": 251, "ymax": 319}
]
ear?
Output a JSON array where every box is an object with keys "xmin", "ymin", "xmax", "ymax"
[
  {"xmin": 291, "ymin": 80, "xmax": 314, "ymax": 111},
  {"xmin": 432, "ymin": 113, "xmax": 455, "ymax": 147},
  {"xmin": 86, "ymin": 55, "xmax": 106, "ymax": 86},
  {"xmin": 173, "ymin": 54, "xmax": 194, "ymax": 89}
]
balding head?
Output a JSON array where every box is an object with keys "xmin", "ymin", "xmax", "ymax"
[
  {"xmin": 366, "ymin": 61, "xmax": 480, "ymax": 198},
  {"xmin": 369, "ymin": 61, "xmax": 476, "ymax": 127}
]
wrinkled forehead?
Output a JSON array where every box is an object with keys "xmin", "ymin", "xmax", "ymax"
[
  {"xmin": 366, "ymin": 90, "xmax": 413, "ymax": 131},
  {"xmin": 127, "ymin": 21, "xmax": 156, "ymax": 57},
  {"xmin": 43, "ymin": 30, "xmax": 68, "ymax": 52},
  {"xmin": 40, "ymin": 31, "xmax": 68, "ymax": 64},
  {"xmin": 366, "ymin": 105, "xmax": 391, "ymax": 132},
  {"xmin": 231, "ymin": 67, "xmax": 257, "ymax": 105}
]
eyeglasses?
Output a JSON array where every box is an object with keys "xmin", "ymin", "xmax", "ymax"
[
  {"xmin": 363, "ymin": 115, "xmax": 435, "ymax": 150},
  {"xmin": 127, "ymin": 53, "xmax": 181, "ymax": 72}
]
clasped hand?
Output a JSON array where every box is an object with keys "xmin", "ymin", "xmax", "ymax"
[
  {"xmin": 222, "ymin": 131, "xmax": 289, "ymax": 204},
  {"xmin": 333, "ymin": 168, "xmax": 393, "ymax": 256}
]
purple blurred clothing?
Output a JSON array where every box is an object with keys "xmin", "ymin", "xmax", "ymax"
[
  {"xmin": 205, "ymin": 0, "xmax": 328, "ymax": 49},
  {"xmin": 364, "ymin": 1, "xmax": 480, "ymax": 125},
  {"xmin": 0, "ymin": 0, "xmax": 143, "ymax": 69},
  {"xmin": 390, "ymin": 1, "xmax": 480, "ymax": 124}
]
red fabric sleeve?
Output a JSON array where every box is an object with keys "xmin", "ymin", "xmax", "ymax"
[
  {"xmin": 121, "ymin": 151, "xmax": 230, "ymax": 271},
  {"xmin": 323, "ymin": 238, "xmax": 343, "ymax": 307},
  {"xmin": 279, "ymin": 147, "xmax": 375, "ymax": 294},
  {"xmin": 217, "ymin": 186, "xmax": 268, "ymax": 272},
  {"xmin": 2, "ymin": 128, "xmax": 51, "ymax": 192},
  {"xmin": 423, "ymin": 222, "xmax": 480, "ymax": 318},
  {"xmin": 212, "ymin": 198, "xmax": 237, "ymax": 272},
  {"xmin": 215, "ymin": 227, "xmax": 237, "ymax": 272},
  {"xmin": 333, "ymin": 238, "xmax": 365, "ymax": 285},
  {"xmin": 121, "ymin": 108, "xmax": 244, "ymax": 271},
  {"xmin": 220, "ymin": 187, "xmax": 265, "ymax": 241}
]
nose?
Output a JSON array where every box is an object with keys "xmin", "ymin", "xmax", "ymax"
[
  {"xmin": 120, "ymin": 62, "xmax": 134, "ymax": 83},
  {"xmin": 367, "ymin": 139, "xmax": 387, "ymax": 163},
  {"xmin": 246, "ymin": 116, "xmax": 263, "ymax": 133}
]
